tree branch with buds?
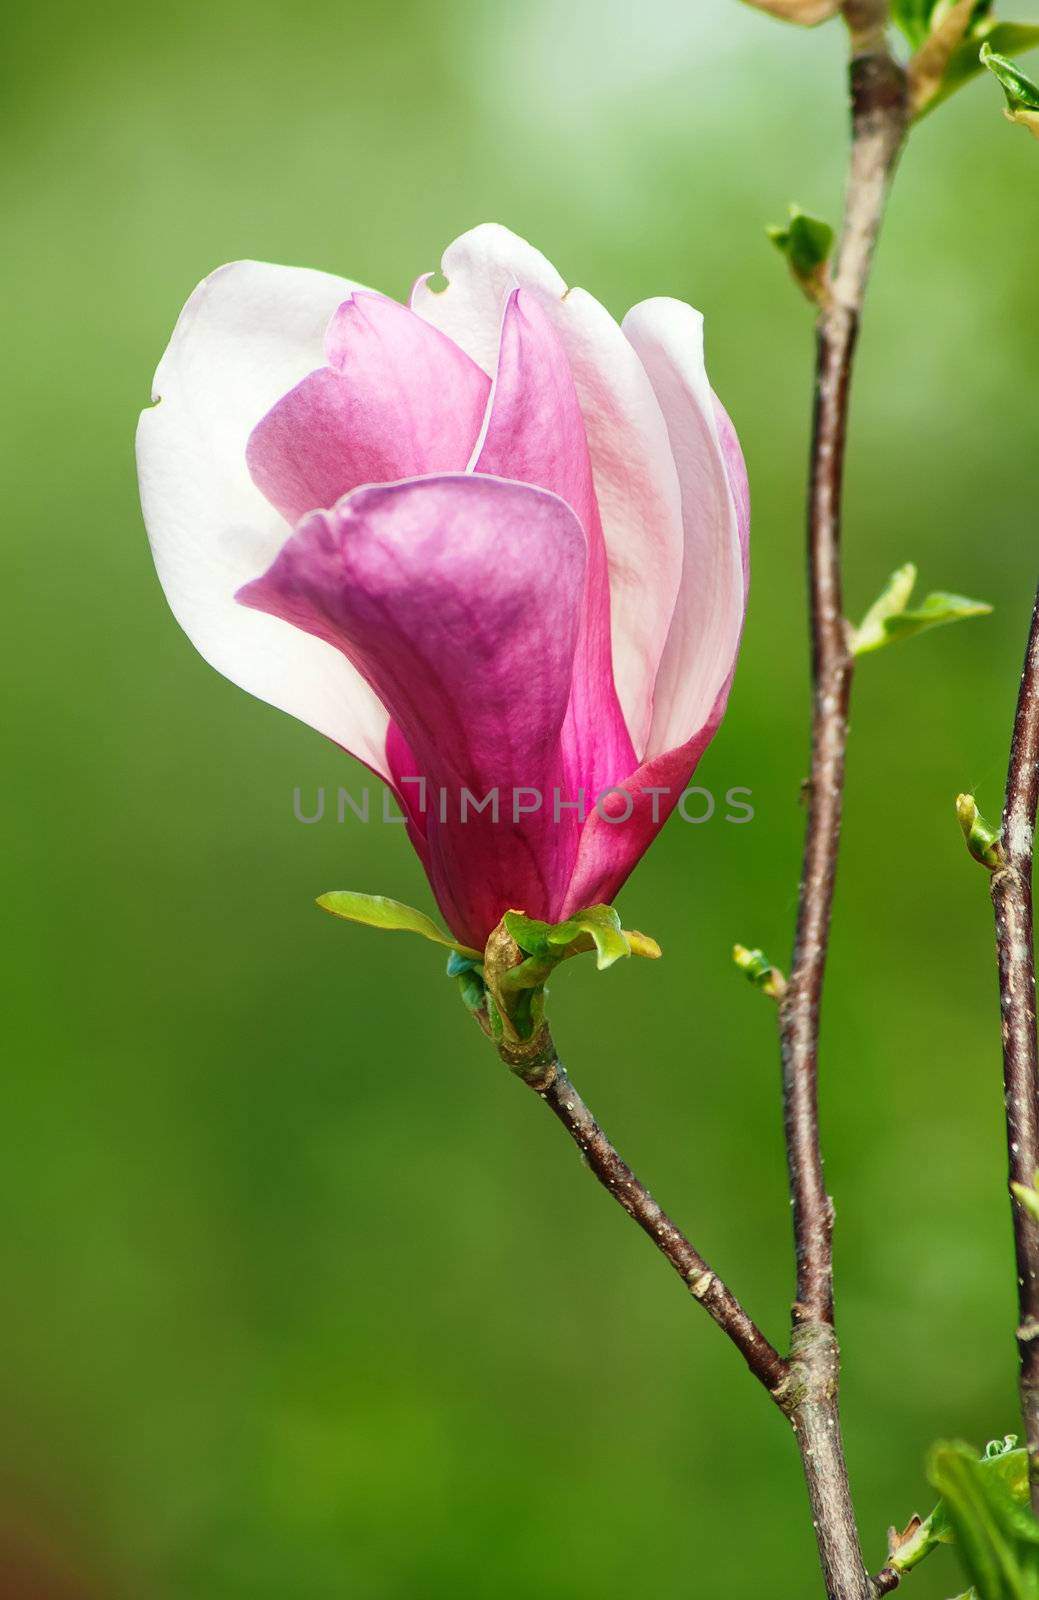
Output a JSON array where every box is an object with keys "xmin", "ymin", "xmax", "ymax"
[
  {"xmin": 967, "ymin": 589, "xmax": 1039, "ymax": 1508},
  {"xmin": 769, "ymin": 8, "xmax": 908, "ymax": 1595}
]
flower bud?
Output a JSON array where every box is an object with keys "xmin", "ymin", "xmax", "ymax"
[
  {"xmin": 767, "ymin": 207, "xmax": 834, "ymax": 306},
  {"xmin": 733, "ymin": 944, "xmax": 787, "ymax": 1000},
  {"xmin": 982, "ymin": 42, "xmax": 1039, "ymax": 137},
  {"xmin": 955, "ymin": 794, "xmax": 1003, "ymax": 870}
]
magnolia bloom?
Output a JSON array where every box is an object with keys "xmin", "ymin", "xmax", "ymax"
[{"xmin": 137, "ymin": 225, "xmax": 749, "ymax": 950}]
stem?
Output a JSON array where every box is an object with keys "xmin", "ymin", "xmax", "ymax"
[
  {"xmin": 783, "ymin": 32, "xmax": 907, "ymax": 1337},
  {"xmin": 992, "ymin": 585, "xmax": 1039, "ymax": 1508},
  {"xmin": 784, "ymin": 1328, "xmax": 869, "ymax": 1590},
  {"xmin": 498, "ymin": 1030, "xmax": 789, "ymax": 1394},
  {"xmin": 777, "ymin": 19, "xmax": 908, "ymax": 1598},
  {"xmin": 498, "ymin": 1040, "xmax": 898, "ymax": 1595}
]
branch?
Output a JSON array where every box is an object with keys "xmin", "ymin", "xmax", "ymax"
[
  {"xmin": 782, "ymin": 29, "xmax": 907, "ymax": 1337},
  {"xmin": 992, "ymin": 585, "xmax": 1039, "ymax": 1507},
  {"xmin": 497, "ymin": 1028, "xmax": 789, "ymax": 1394},
  {"xmin": 777, "ymin": 15, "xmax": 909, "ymax": 1597}
]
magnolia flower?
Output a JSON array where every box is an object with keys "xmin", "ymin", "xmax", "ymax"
[{"xmin": 137, "ymin": 225, "xmax": 749, "ymax": 951}]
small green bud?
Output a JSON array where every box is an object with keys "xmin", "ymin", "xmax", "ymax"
[
  {"xmin": 885, "ymin": 1513, "xmax": 938, "ymax": 1574},
  {"xmin": 981, "ymin": 41, "xmax": 1039, "ymax": 136},
  {"xmin": 767, "ymin": 206, "xmax": 834, "ymax": 305},
  {"xmin": 447, "ymin": 951, "xmax": 487, "ymax": 1014},
  {"xmin": 955, "ymin": 793, "xmax": 1004, "ymax": 870},
  {"xmin": 733, "ymin": 944, "xmax": 787, "ymax": 1000},
  {"xmin": 1011, "ymin": 1176, "xmax": 1039, "ymax": 1223}
]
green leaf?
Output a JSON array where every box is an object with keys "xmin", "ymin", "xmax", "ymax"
[
  {"xmin": 890, "ymin": 1439, "xmax": 1027, "ymax": 1577},
  {"xmin": 883, "ymin": 590, "xmax": 993, "ymax": 644},
  {"xmin": 933, "ymin": 23, "xmax": 1039, "ymax": 107},
  {"xmin": 982, "ymin": 41, "xmax": 1039, "ymax": 110},
  {"xmin": 501, "ymin": 907, "xmax": 627, "ymax": 977},
  {"xmin": 927, "ymin": 1440, "xmax": 1039, "ymax": 1599},
  {"xmin": 455, "ymin": 966, "xmax": 487, "ymax": 1013},
  {"xmin": 852, "ymin": 563, "xmax": 918, "ymax": 654},
  {"xmin": 981, "ymin": 41, "xmax": 1039, "ymax": 134},
  {"xmin": 892, "ymin": 0, "xmax": 942, "ymax": 49},
  {"xmin": 767, "ymin": 206, "xmax": 834, "ymax": 301},
  {"xmin": 445, "ymin": 950, "xmax": 480, "ymax": 977},
  {"xmin": 501, "ymin": 912, "xmax": 554, "ymax": 959},
  {"xmin": 445, "ymin": 949, "xmax": 488, "ymax": 1012},
  {"xmin": 546, "ymin": 904, "xmax": 630, "ymax": 970},
  {"xmin": 504, "ymin": 904, "xmax": 661, "ymax": 972},
  {"xmin": 852, "ymin": 564, "xmax": 991, "ymax": 655},
  {"xmin": 316, "ymin": 891, "xmax": 481, "ymax": 958},
  {"xmin": 900, "ymin": 0, "xmax": 1039, "ymax": 118}
]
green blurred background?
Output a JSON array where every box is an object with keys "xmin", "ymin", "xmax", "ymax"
[{"xmin": 4, "ymin": 1, "xmax": 1039, "ymax": 1593}]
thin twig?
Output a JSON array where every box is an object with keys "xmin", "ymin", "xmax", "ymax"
[
  {"xmin": 777, "ymin": 12, "xmax": 909, "ymax": 1597},
  {"xmin": 782, "ymin": 29, "xmax": 907, "ymax": 1335},
  {"xmin": 497, "ymin": 1029, "xmax": 789, "ymax": 1394},
  {"xmin": 992, "ymin": 584, "xmax": 1039, "ymax": 1508}
]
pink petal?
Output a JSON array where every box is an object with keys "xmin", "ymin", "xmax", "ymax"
[
  {"xmin": 473, "ymin": 289, "xmax": 635, "ymax": 798},
  {"xmin": 237, "ymin": 474, "xmax": 587, "ymax": 948},
  {"xmin": 411, "ymin": 224, "xmax": 685, "ymax": 757},
  {"xmin": 621, "ymin": 298, "xmax": 747, "ymax": 762},
  {"xmin": 560, "ymin": 315, "xmax": 750, "ymax": 914},
  {"xmin": 560, "ymin": 682, "xmax": 732, "ymax": 916},
  {"xmin": 246, "ymin": 293, "xmax": 491, "ymax": 525}
]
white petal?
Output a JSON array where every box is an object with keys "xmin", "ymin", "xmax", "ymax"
[
  {"xmin": 412, "ymin": 225, "xmax": 566, "ymax": 374},
  {"xmin": 412, "ymin": 224, "xmax": 684, "ymax": 757},
  {"xmin": 137, "ymin": 259, "xmax": 392, "ymax": 775},
  {"xmin": 621, "ymin": 298, "xmax": 746, "ymax": 759}
]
